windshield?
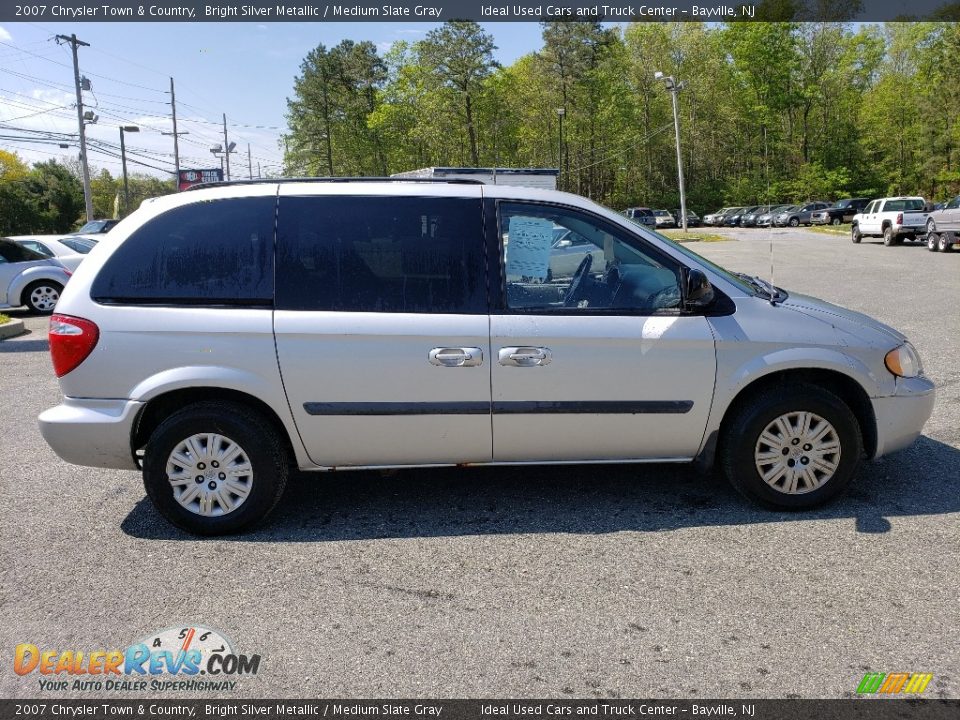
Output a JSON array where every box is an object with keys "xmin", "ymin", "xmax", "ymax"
[
  {"xmin": 61, "ymin": 238, "xmax": 94, "ymax": 254},
  {"xmin": 77, "ymin": 221, "xmax": 107, "ymax": 233},
  {"xmin": 654, "ymin": 210, "xmax": 670, "ymax": 217}
]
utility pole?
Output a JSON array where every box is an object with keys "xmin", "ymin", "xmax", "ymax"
[
  {"xmin": 222, "ymin": 113, "xmax": 231, "ymax": 180},
  {"xmin": 162, "ymin": 77, "xmax": 189, "ymax": 190},
  {"xmin": 119, "ymin": 125, "xmax": 139, "ymax": 214},
  {"xmin": 655, "ymin": 71, "xmax": 688, "ymax": 232},
  {"xmin": 248, "ymin": 143, "xmax": 252, "ymax": 180},
  {"xmin": 57, "ymin": 34, "xmax": 93, "ymax": 222},
  {"xmin": 257, "ymin": 162, "xmax": 261, "ymax": 179}
]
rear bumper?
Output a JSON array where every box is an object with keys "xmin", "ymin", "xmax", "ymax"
[
  {"xmin": 870, "ymin": 377, "xmax": 936, "ymax": 458},
  {"xmin": 38, "ymin": 398, "xmax": 143, "ymax": 470}
]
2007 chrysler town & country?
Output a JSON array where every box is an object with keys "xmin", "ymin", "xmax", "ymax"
[{"xmin": 38, "ymin": 180, "xmax": 935, "ymax": 535}]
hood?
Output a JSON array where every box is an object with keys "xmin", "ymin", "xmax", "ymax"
[{"xmin": 781, "ymin": 292, "xmax": 906, "ymax": 346}]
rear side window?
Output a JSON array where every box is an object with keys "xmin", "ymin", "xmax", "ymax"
[
  {"xmin": 0, "ymin": 240, "xmax": 46, "ymax": 263},
  {"xmin": 882, "ymin": 199, "xmax": 924, "ymax": 212},
  {"xmin": 275, "ymin": 196, "xmax": 486, "ymax": 313},
  {"xmin": 91, "ymin": 197, "xmax": 275, "ymax": 305}
]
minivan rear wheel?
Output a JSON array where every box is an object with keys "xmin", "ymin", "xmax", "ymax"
[
  {"xmin": 142, "ymin": 401, "xmax": 288, "ymax": 535},
  {"xmin": 720, "ymin": 384, "xmax": 862, "ymax": 510}
]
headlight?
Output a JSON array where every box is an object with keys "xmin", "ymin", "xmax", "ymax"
[{"xmin": 885, "ymin": 342, "xmax": 923, "ymax": 378}]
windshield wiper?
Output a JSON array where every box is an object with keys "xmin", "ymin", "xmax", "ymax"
[{"xmin": 734, "ymin": 273, "xmax": 785, "ymax": 303}]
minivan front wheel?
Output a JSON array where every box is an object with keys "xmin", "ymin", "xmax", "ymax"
[
  {"xmin": 721, "ymin": 384, "xmax": 862, "ymax": 510},
  {"xmin": 143, "ymin": 401, "xmax": 288, "ymax": 535}
]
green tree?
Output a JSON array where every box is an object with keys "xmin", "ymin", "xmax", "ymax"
[{"xmin": 417, "ymin": 21, "xmax": 497, "ymax": 166}]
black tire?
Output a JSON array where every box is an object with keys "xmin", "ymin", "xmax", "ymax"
[
  {"xmin": 831, "ymin": 217, "xmax": 842, "ymax": 226},
  {"xmin": 939, "ymin": 233, "xmax": 954, "ymax": 253},
  {"xmin": 789, "ymin": 217, "xmax": 800, "ymax": 227},
  {"xmin": 142, "ymin": 401, "xmax": 289, "ymax": 535},
  {"xmin": 928, "ymin": 232, "xmax": 940, "ymax": 252},
  {"xmin": 883, "ymin": 226, "xmax": 896, "ymax": 246},
  {"xmin": 22, "ymin": 280, "xmax": 63, "ymax": 314},
  {"xmin": 720, "ymin": 383, "xmax": 863, "ymax": 510},
  {"xmin": 851, "ymin": 225, "xmax": 862, "ymax": 244}
]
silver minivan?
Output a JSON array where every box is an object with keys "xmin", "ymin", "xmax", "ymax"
[{"xmin": 38, "ymin": 180, "xmax": 935, "ymax": 535}]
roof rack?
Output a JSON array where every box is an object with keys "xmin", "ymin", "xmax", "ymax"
[{"xmin": 184, "ymin": 176, "xmax": 486, "ymax": 191}]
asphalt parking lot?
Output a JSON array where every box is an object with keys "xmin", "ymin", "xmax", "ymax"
[{"xmin": 1, "ymin": 227, "xmax": 957, "ymax": 700}]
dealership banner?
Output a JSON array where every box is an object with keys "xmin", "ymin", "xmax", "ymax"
[
  {"xmin": 2, "ymin": 0, "xmax": 957, "ymax": 23},
  {"xmin": 2, "ymin": 700, "xmax": 960, "ymax": 719}
]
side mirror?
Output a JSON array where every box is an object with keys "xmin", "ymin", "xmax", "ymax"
[
  {"xmin": 683, "ymin": 268, "xmax": 714, "ymax": 309},
  {"xmin": 556, "ymin": 239, "xmax": 573, "ymax": 248}
]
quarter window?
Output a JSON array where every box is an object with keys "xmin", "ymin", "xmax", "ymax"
[
  {"xmin": 275, "ymin": 196, "xmax": 486, "ymax": 313},
  {"xmin": 90, "ymin": 197, "xmax": 275, "ymax": 305},
  {"xmin": 499, "ymin": 203, "xmax": 682, "ymax": 314}
]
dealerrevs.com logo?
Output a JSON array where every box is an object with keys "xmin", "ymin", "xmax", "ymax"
[{"xmin": 14, "ymin": 625, "xmax": 261, "ymax": 692}]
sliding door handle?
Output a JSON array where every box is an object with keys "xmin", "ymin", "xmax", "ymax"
[{"xmin": 429, "ymin": 347, "xmax": 484, "ymax": 367}]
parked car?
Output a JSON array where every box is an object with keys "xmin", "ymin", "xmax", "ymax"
[
  {"xmin": 924, "ymin": 194, "xmax": 960, "ymax": 253},
  {"xmin": 756, "ymin": 205, "xmax": 794, "ymax": 228},
  {"xmin": 723, "ymin": 206, "xmax": 756, "ymax": 227},
  {"xmin": 74, "ymin": 219, "xmax": 118, "ymax": 235},
  {"xmin": 548, "ymin": 227, "xmax": 605, "ymax": 280},
  {"xmin": 741, "ymin": 205, "xmax": 774, "ymax": 227},
  {"xmin": 810, "ymin": 198, "xmax": 872, "ymax": 226},
  {"xmin": 10, "ymin": 234, "xmax": 95, "ymax": 272},
  {"xmin": 851, "ymin": 197, "xmax": 929, "ymax": 246},
  {"xmin": 622, "ymin": 207, "xmax": 656, "ymax": 228},
  {"xmin": 653, "ymin": 209, "xmax": 676, "ymax": 229},
  {"xmin": 703, "ymin": 208, "xmax": 733, "ymax": 226},
  {"xmin": 671, "ymin": 209, "xmax": 701, "ymax": 227},
  {"xmin": 0, "ymin": 238, "xmax": 72, "ymax": 314},
  {"xmin": 37, "ymin": 179, "xmax": 934, "ymax": 535},
  {"xmin": 775, "ymin": 201, "xmax": 831, "ymax": 227}
]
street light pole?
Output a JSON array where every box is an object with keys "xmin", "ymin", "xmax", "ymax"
[
  {"xmin": 655, "ymin": 72, "xmax": 688, "ymax": 233},
  {"xmin": 119, "ymin": 125, "xmax": 139, "ymax": 215},
  {"xmin": 556, "ymin": 107, "xmax": 565, "ymax": 191}
]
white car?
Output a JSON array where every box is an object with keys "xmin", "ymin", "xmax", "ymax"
[
  {"xmin": 0, "ymin": 238, "xmax": 72, "ymax": 314},
  {"xmin": 10, "ymin": 235, "xmax": 96, "ymax": 272}
]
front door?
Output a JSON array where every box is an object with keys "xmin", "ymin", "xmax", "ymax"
[
  {"xmin": 860, "ymin": 201, "xmax": 880, "ymax": 234},
  {"xmin": 273, "ymin": 189, "xmax": 492, "ymax": 468},
  {"xmin": 489, "ymin": 202, "xmax": 717, "ymax": 463}
]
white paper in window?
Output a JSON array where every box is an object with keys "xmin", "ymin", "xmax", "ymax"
[{"xmin": 506, "ymin": 216, "xmax": 553, "ymax": 280}]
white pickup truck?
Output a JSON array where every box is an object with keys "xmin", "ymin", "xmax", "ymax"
[{"xmin": 851, "ymin": 197, "xmax": 929, "ymax": 246}]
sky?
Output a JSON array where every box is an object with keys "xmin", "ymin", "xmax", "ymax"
[{"xmin": 0, "ymin": 21, "xmax": 554, "ymax": 180}]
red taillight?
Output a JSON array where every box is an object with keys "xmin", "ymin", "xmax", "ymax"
[
  {"xmin": 49, "ymin": 314, "xmax": 99, "ymax": 377},
  {"xmin": 896, "ymin": 212, "xmax": 903, "ymax": 225}
]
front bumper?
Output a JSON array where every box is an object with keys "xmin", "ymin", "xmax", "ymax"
[
  {"xmin": 870, "ymin": 376, "xmax": 936, "ymax": 458},
  {"xmin": 38, "ymin": 398, "xmax": 144, "ymax": 470}
]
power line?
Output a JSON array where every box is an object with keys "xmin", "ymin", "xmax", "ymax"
[{"xmin": 1, "ymin": 104, "xmax": 73, "ymax": 122}]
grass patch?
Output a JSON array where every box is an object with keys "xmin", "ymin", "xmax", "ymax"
[
  {"xmin": 807, "ymin": 224, "xmax": 851, "ymax": 236},
  {"xmin": 660, "ymin": 229, "xmax": 732, "ymax": 243},
  {"xmin": 0, "ymin": 314, "xmax": 9, "ymax": 325}
]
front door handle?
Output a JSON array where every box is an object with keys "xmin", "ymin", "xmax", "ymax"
[
  {"xmin": 429, "ymin": 347, "xmax": 483, "ymax": 367},
  {"xmin": 499, "ymin": 346, "xmax": 552, "ymax": 367}
]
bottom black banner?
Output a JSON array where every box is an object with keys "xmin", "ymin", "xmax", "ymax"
[{"xmin": 2, "ymin": 699, "xmax": 959, "ymax": 720}]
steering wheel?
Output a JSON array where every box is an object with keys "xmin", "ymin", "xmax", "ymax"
[{"xmin": 563, "ymin": 254, "xmax": 593, "ymax": 307}]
